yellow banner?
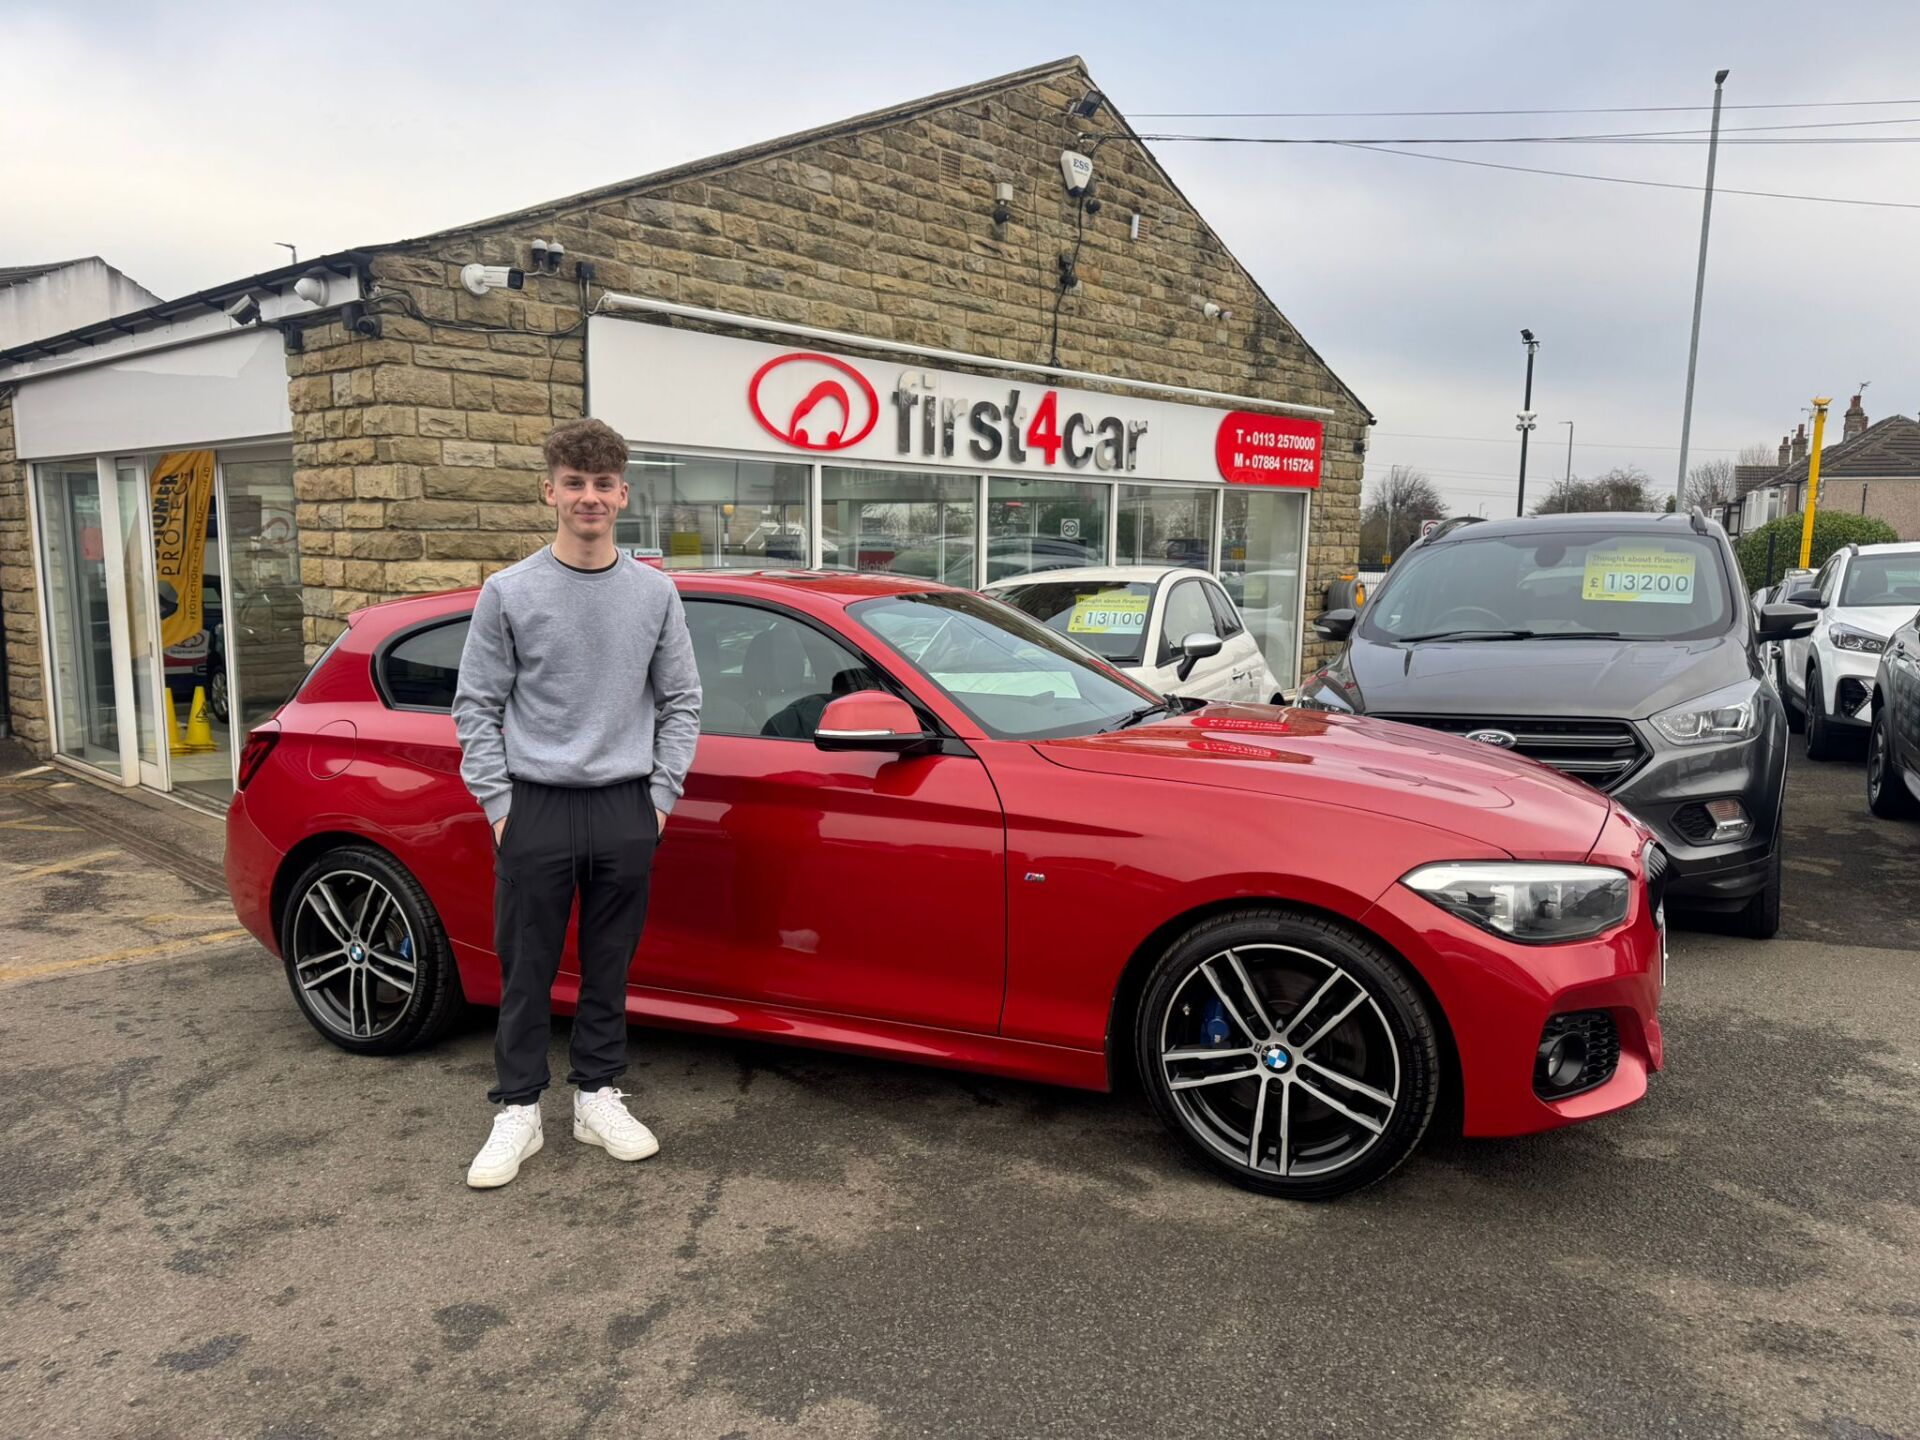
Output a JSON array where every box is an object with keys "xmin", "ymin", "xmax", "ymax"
[
  {"xmin": 1067, "ymin": 590, "xmax": 1150, "ymax": 634},
  {"xmin": 150, "ymin": 451, "xmax": 215, "ymax": 647},
  {"xmin": 1581, "ymin": 545, "xmax": 1697, "ymax": 606}
]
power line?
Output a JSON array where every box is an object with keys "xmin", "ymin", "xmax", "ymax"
[
  {"xmin": 1132, "ymin": 98, "xmax": 1920, "ymax": 118},
  {"xmin": 1330, "ymin": 142, "xmax": 1920, "ymax": 211},
  {"xmin": 1142, "ymin": 115, "xmax": 1920, "ymax": 145},
  {"xmin": 1375, "ymin": 430, "xmax": 1742, "ymax": 453}
]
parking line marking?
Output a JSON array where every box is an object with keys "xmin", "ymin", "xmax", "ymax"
[
  {"xmin": 0, "ymin": 929, "xmax": 252, "ymax": 985},
  {"xmin": 4, "ymin": 848, "xmax": 124, "ymax": 882}
]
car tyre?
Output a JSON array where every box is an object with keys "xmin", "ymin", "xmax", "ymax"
[
  {"xmin": 1134, "ymin": 907, "xmax": 1439, "ymax": 1201},
  {"xmin": 1804, "ymin": 664, "xmax": 1844, "ymax": 760},
  {"xmin": 1867, "ymin": 705, "xmax": 1917, "ymax": 819},
  {"xmin": 279, "ymin": 844, "xmax": 465, "ymax": 1055},
  {"xmin": 1732, "ymin": 842, "xmax": 1783, "ymax": 940},
  {"xmin": 208, "ymin": 662, "xmax": 230, "ymax": 725}
]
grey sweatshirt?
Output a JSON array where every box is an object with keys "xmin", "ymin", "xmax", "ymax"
[{"xmin": 452, "ymin": 548, "xmax": 702, "ymax": 825}]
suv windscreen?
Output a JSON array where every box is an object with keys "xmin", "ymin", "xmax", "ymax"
[
  {"xmin": 1839, "ymin": 553, "xmax": 1920, "ymax": 607},
  {"xmin": 1363, "ymin": 530, "xmax": 1734, "ymax": 643}
]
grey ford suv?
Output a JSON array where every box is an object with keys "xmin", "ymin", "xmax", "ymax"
[{"xmin": 1297, "ymin": 512, "xmax": 1817, "ymax": 937}]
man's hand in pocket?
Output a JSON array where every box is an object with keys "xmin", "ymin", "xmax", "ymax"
[
  {"xmin": 493, "ymin": 817, "xmax": 507, "ymax": 846},
  {"xmin": 655, "ymin": 808, "xmax": 668, "ymax": 835}
]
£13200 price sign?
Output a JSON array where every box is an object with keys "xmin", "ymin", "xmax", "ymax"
[{"xmin": 1582, "ymin": 547, "xmax": 1696, "ymax": 605}]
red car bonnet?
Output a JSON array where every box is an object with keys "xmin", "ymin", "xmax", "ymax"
[{"xmin": 1035, "ymin": 704, "xmax": 1614, "ymax": 863}]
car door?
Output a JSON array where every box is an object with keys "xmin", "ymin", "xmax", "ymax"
[
  {"xmin": 1890, "ymin": 610, "xmax": 1920, "ymax": 772},
  {"xmin": 1156, "ymin": 577, "xmax": 1234, "ymax": 701},
  {"xmin": 1202, "ymin": 578, "xmax": 1272, "ymax": 701},
  {"xmin": 640, "ymin": 597, "xmax": 1008, "ymax": 1034}
]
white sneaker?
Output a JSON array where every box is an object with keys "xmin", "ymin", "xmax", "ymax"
[
  {"xmin": 466, "ymin": 1103, "xmax": 543, "ymax": 1188},
  {"xmin": 573, "ymin": 1087, "xmax": 659, "ymax": 1162}
]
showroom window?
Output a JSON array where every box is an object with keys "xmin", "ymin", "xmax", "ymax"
[
  {"xmin": 618, "ymin": 452, "xmax": 809, "ymax": 568},
  {"xmin": 1118, "ymin": 484, "xmax": 1215, "ymax": 571},
  {"xmin": 822, "ymin": 467, "xmax": 976, "ymax": 585},
  {"xmin": 985, "ymin": 476, "xmax": 1108, "ymax": 582},
  {"xmin": 1219, "ymin": 488, "xmax": 1306, "ymax": 688}
]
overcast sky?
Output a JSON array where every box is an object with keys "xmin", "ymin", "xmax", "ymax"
[{"xmin": 6, "ymin": 0, "xmax": 1918, "ymax": 519}]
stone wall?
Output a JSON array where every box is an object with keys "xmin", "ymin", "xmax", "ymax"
[
  {"xmin": 286, "ymin": 60, "xmax": 1365, "ymax": 664},
  {"xmin": 0, "ymin": 391, "xmax": 48, "ymax": 745}
]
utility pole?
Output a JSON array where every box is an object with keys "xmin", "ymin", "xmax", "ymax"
[
  {"xmin": 1559, "ymin": 420, "xmax": 1575, "ymax": 511},
  {"xmin": 1797, "ymin": 397, "xmax": 1833, "ymax": 568},
  {"xmin": 1675, "ymin": 67, "xmax": 1730, "ymax": 510},
  {"xmin": 1516, "ymin": 329, "xmax": 1539, "ymax": 516}
]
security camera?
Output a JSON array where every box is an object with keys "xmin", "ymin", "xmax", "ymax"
[
  {"xmin": 1060, "ymin": 150, "xmax": 1094, "ymax": 199},
  {"xmin": 224, "ymin": 293, "xmax": 262, "ymax": 325},
  {"xmin": 1202, "ymin": 301, "xmax": 1232, "ymax": 322},
  {"xmin": 340, "ymin": 302, "xmax": 382, "ymax": 339},
  {"xmin": 460, "ymin": 263, "xmax": 526, "ymax": 297},
  {"xmin": 292, "ymin": 272, "xmax": 329, "ymax": 306}
]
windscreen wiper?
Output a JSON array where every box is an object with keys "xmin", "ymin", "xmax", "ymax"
[
  {"xmin": 1103, "ymin": 701, "xmax": 1173, "ymax": 732},
  {"xmin": 1515, "ymin": 630, "xmax": 1631, "ymax": 640},
  {"xmin": 1397, "ymin": 628, "xmax": 1537, "ymax": 643}
]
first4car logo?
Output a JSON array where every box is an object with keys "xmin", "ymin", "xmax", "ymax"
[{"xmin": 747, "ymin": 353, "xmax": 880, "ymax": 451}]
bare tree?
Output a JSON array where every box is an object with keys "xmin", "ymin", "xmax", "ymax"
[
  {"xmin": 1685, "ymin": 456, "xmax": 1738, "ymax": 511},
  {"xmin": 1531, "ymin": 464, "xmax": 1659, "ymax": 515},
  {"xmin": 1360, "ymin": 465, "xmax": 1446, "ymax": 560},
  {"xmin": 1738, "ymin": 442, "xmax": 1779, "ymax": 468}
]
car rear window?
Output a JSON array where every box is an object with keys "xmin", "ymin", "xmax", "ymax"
[
  {"xmin": 1364, "ymin": 530, "xmax": 1734, "ymax": 642},
  {"xmin": 380, "ymin": 618, "xmax": 470, "ymax": 710},
  {"xmin": 989, "ymin": 580, "xmax": 1154, "ymax": 664}
]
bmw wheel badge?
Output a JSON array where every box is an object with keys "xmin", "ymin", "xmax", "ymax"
[{"xmin": 1262, "ymin": 1044, "xmax": 1292, "ymax": 1073}]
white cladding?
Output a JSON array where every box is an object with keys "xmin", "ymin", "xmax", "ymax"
[
  {"xmin": 588, "ymin": 317, "xmax": 1245, "ymax": 484},
  {"xmin": 13, "ymin": 328, "xmax": 295, "ymax": 460}
]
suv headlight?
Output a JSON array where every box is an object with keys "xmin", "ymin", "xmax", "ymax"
[
  {"xmin": 1402, "ymin": 862, "xmax": 1631, "ymax": 944},
  {"xmin": 1828, "ymin": 623, "xmax": 1885, "ymax": 654},
  {"xmin": 1648, "ymin": 679, "xmax": 1761, "ymax": 746}
]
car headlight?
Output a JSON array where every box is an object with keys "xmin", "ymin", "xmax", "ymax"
[
  {"xmin": 1402, "ymin": 862, "xmax": 1632, "ymax": 944},
  {"xmin": 1828, "ymin": 623, "xmax": 1885, "ymax": 654},
  {"xmin": 1648, "ymin": 679, "xmax": 1761, "ymax": 746}
]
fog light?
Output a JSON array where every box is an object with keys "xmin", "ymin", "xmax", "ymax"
[
  {"xmin": 1704, "ymin": 797, "xmax": 1750, "ymax": 842},
  {"xmin": 1536, "ymin": 1030, "xmax": 1589, "ymax": 1091}
]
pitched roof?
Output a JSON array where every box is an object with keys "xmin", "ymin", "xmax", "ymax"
[
  {"xmin": 0, "ymin": 259, "xmax": 96, "ymax": 288},
  {"xmin": 1760, "ymin": 414, "xmax": 1920, "ymax": 487}
]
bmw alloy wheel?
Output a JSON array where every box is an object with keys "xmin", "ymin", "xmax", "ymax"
[
  {"xmin": 287, "ymin": 869, "xmax": 420, "ymax": 1042},
  {"xmin": 1136, "ymin": 909, "xmax": 1439, "ymax": 1199}
]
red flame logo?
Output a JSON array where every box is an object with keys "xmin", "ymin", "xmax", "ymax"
[{"xmin": 746, "ymin": 352, "xmax": 880, "ymax": 452}]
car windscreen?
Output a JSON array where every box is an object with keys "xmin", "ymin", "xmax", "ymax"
[
  {"xmin": 851, "ymin": 590, "xmax": 1158, "ymax": 741},
  {"xmin": 1363, "ymin": 530, "xmax": 1734, "ymax": 642},
  {"xmin": 987, "ymin": 581, "xmax": 1155, "ymax": 664},
  {"xmin": 1839, "ymin": 554, "xmax": 1920, "ymax": 608}
]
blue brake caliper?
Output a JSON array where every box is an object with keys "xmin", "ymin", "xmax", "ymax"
[
  {"xmin": 399, "ymin": 934, "xmax": 413, "ymax": 962},
  {"xmin": 1202, "ymin": 998, "xmax": 1232, "ymax": 1046}
]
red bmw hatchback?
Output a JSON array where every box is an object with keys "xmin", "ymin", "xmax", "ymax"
[{"xmin": 227, "ymin": 570, "xmax": 1666, "ymax": 1199}]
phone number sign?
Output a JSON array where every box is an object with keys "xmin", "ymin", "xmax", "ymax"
[{"xmin": 1216, "ymin": 413, "xmax": 1324, "ymax": 488}]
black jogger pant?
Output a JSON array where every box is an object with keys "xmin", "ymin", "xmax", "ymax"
[{"xmin": 489, "ymin": 776, "xmax": 657, "ymax": 1106}]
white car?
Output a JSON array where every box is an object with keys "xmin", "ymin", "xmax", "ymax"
[
  {"xmin": 1779, "ymin": 541, "xmax": 1920, "ymax": 759},
  {"xmin": 985, "ymin": 565, "xmax": 1281, "ymax": 704}
]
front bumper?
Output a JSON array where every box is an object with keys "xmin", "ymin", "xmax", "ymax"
[
  {"xmin": 1610, "ymin": 711, "xmax": 1788, "ymax": 908},
  {"xmin": 1819, "ymin": 646, "xmax": 1882, "ymax": 729},
  {"xmin": 1357, "ymin": 807, "xmax": 1663, "ymax": 1139}
]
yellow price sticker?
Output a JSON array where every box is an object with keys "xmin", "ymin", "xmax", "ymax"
[
  {"xmin": 1067, "ymin": 591, "xmax": 1150, "ymax": 634},
  {"xmin": 1582, "ymin": 547, "xmax": 1697, "ymax": 605}
]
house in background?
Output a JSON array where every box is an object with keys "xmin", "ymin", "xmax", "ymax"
[
  {"xmin": 1718, "ymin": 394, "xmax": 1920, "ymax": 541},
  {"xmin": 0, "ymin": 258, "xmax": 160, "ymax": 351}
]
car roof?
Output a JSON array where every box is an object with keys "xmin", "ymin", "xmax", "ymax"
[
  {"xmin": 986, "ymin": 565, "xmax": 1200, "ymax": 587},
  {"xmin": 343, "ymin": 565, "xmax": 950, "ymax": 639},
  {"xmin": 1851, "ymin": 540, "xmax": 1920, "ymax": 556},
  {"xmin": 1422, "ymin": 512, "xmax": 1719, "ymax": 546}
]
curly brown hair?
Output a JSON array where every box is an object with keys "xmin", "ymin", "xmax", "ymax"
[{"xmin": 541, "ymin": 418, "xmax": 630, "ymax": 475}]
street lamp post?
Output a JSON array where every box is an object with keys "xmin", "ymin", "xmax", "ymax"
[
  {"xmin": 1559, "ymin": 420, "xmax": 1575, "ymax": 511},
  {"xmin": 1515, "ymin": 329, "xmax": 1540, "ymax": 516},
  {"xmin": 1675, "ymin": 68, "xmax": 1731, "ymax": 511}
]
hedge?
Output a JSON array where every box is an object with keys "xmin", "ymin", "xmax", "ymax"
[{"xmin": 1734, "ymin": 511, "xmax": 1898, "ymax": 593}]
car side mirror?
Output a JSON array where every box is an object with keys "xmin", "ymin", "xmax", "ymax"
[
  {"xmin": 1785, "ymin": 588, "xmax": 1824, "ymax": 609},
  {"xmin": 1313, "ymin": 609, "xmax": 1357, "ymax": 642},
  {"xmin": 1756, "ymin": 603, "xmax": 1819, "ymax": 641},
  {"xmin": 1174, "ymin": 631, "xmax": 1223, "ymax": 681},
  {"xmin": 814, "ymin": 691, "xmax": 937, "ymax": 753}
]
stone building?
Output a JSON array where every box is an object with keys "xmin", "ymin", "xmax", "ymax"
[{"xmin": 0, "ymin": 56, "xmax": 1368, "ymax": 807}]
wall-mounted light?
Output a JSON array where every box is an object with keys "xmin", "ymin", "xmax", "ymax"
[
  {"xmin": 1069, "ymin": 89, "xmax": 1105, "ymax": 119},
  {"xmin": 992, "ymin": 181, "xmax": 1013, "ymax": 228}
]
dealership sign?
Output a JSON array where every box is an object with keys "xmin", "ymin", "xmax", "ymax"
[{"xmin": 589, "ymin": 318, "xmax": 1324, "ymax": 488}]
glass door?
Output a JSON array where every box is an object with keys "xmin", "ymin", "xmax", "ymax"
[
  {"xmin": 36, "ymin": 462, "xmax": 125, "ymax": 773},
  {"xmin": 1220, "ymin": 488, "xmax": 1308, "ymax": 691},
  {"xmin": 115, "ymin": 457, "xmax": 169, "ymax": 790}
]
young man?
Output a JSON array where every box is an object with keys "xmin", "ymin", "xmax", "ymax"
[{"xmin": 452, "ymin": 418, "xmax": 701, "ymax": 1189}]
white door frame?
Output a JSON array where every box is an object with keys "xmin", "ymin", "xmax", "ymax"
[{"xmin": 115, "ymin": 454, "xmax": 171, "ymax": 792}]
